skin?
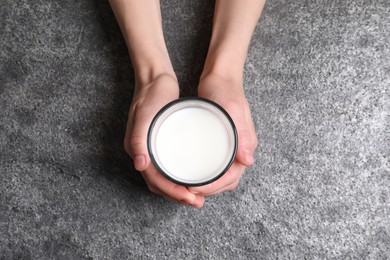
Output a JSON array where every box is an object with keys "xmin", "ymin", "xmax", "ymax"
[{"xmin": 109, "ymin": 0, "xmax": 266, "ymax": 208}]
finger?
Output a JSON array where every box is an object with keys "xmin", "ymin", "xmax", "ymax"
[
  {"xmin": 188, "ymin": 163, "xmax": 245, "ymax": 196},
  {"xmin": 160, "ymin": 189, "xmax": 205, "ymax": 208},
  {"xmin": 236, "ymin": 127, "xmax": 255, "ymax": 166},
  {"xmin": 245, "ymin": 102, "xmax": 259, "ymax": 151},
  {"xmin": 223, "ymin": 100, "xmax": 256, "ymax": 167},
  {"xmin": 142, "ymin": 167, "xmax": 197, "ymax": 205},
  {"xmin": 125, "ymin": 104, "xmax": 158, "ymax": 171},
  {"xmin": 204, "ymin": 169, "xmax": 244, "ymax": 196},
  {"xmin": 191, "ymin": 195, "xmax": 205, "ymax": 208},
  {"xmin": 234, "ymin": 106, "xmax": 257, "ymax": 166}
]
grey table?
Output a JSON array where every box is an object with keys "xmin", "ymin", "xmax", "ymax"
[{"xmin": 1, "ymin": 0, "xmax": 389, "ymax": 259}]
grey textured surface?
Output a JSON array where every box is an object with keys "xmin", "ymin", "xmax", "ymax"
[{"xmin": 1, "ymin": 0, "xmax": 389, "ymax": 259}]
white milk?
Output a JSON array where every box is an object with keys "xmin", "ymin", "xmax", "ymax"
[{"xmin": 154, "ymin": 107, "xmax": 232, "ymax": 184}]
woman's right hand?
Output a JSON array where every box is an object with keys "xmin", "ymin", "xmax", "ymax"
[{"xmin": 124, "ymin": 73, "xmax": 205, "ymax": 208}]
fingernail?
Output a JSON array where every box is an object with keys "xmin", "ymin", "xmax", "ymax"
[{"xmin": 134, "ymin": 155, "xmax": 146, "ymax": 171}]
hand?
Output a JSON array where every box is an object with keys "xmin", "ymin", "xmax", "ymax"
[
  {"xmin": 188, "ymin": 74, "xmax": 258, "ymax": 196},
  {"xmin": 124, "ymin": 74, "xmax": 205, "ymax": 208}
]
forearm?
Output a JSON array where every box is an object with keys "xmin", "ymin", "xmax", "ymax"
[
  {"xmin": 108, "ymin": 0, "xmax": 175, "ymax": 84},
  {"xmin": 202, "ymin": 0, "xmax": 266, "ymax": 82}
]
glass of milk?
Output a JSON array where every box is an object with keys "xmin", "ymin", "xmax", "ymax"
[{"xmin": 147, "ymin": 97, "xmax": 238, "ymax": 186}]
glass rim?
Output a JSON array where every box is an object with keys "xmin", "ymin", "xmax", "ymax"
[{"xmin": 147, "ymin": 97, "xmax": 238, "ymax": 187}]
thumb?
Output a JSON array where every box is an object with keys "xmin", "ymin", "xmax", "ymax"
[
  {"xmin": 236, "ymin": 127, "xmax": 255, "ymax": 166},
  {"xmin": 230, "ymin": 105, "xmax": 256, "ymax": 166},
  {"xmin": 226, "ymin": 100, "xmax": 257, "ymax": 167},
  {"xmin": 125, "ymin": 105, "xmax": 156, "ymax": 172}
]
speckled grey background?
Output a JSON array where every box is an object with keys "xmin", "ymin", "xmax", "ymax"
[{"xmin": 1, "ymin": 0, "xmax": 389, "ymax": 259}]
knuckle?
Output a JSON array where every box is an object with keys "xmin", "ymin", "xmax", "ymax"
[{"xmin": 130, "ymin": 135, "xmax": 145, "ymax": 148}]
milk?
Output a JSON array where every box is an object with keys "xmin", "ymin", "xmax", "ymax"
[{"xmin": 148, "ymin": 98, "xmax": 237, "ymax": 186}]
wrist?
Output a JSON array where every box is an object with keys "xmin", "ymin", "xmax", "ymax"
[
  {"xmin": 131, "ymin": 50, "xmax": 176, "ymax": 87},
  {"xmin": 201, "ymin": 48, "xmax": 245, "ymax": 85}
]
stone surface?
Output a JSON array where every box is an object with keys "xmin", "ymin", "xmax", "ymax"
[{"xmin": 1, "ymin": 0, "xmax": 389, "ymax": 259}]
